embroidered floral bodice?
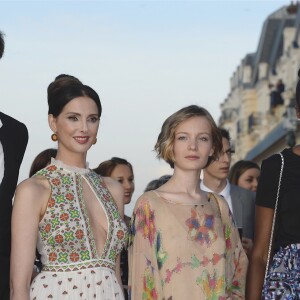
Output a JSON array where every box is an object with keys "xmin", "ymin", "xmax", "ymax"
[{"xmin": 35, "ymin": 158, "xmax": 128, "ymax": 272}]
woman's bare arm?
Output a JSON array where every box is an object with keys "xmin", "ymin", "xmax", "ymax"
[
  {"xmin": 10, "ymin": 177, "xmax": 50, "ymax": 300},
  {"xmin": 246, "ymin": 205, "xmax": 274, "ymax": 300}
]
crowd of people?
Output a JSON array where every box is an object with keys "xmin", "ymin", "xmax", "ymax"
[{"xmin": 1, "ymin": 29, "xmax": 300, "ymax": 300}]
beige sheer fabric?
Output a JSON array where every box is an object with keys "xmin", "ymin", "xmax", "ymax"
[{"xmin": 128, "ymin": 191, "xmax": 247, "ymax": 299}]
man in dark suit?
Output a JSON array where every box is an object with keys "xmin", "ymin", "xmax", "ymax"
[
  {"xmin": 0, "ymin": 31, "xmax": 28, "ymax": 300},
  {"xmin": 201, "ymin": 128, "xmax": 255, "ymax": 256}
]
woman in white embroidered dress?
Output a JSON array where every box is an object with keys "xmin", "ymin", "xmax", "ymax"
[{"xmin": 10, "ymin": 75, "xmax": 128, "ymax": 300}]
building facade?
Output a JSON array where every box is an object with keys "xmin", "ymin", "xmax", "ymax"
[{"xmin": 219, "ymin": 2, "xmax": 300, "ymax": 165}]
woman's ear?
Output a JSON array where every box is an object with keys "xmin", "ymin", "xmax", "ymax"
[
  {"xmin": 209, "ymin": 147, "xmax": 214, "ymax": 157},
  {"xmin": 48, "ymin": 114, "xmax": 57, "ymax": 132}
]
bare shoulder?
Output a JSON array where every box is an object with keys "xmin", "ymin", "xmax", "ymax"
[
  {"xmin": 134, "ymin": 191, "xmax": 158, "ymax": 211},
  {"xmin": 12, "ymin": 176, "xmax": 51, "ymax": 237},
  {"xmin": 136, "ymin": 191, "xmax": 156, "ymax": 202},
  {"xmin": 14, "ymin": 176, "xmax": 51, "ymax": 206}
]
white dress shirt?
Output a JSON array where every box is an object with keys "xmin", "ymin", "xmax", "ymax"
[
  {"xmin": 200, "ymin": 179, "xmax": 233, "ymax": 213},
  {"xmin": 0, "ymin": 118, "xmax": 4, "ymax": 186}
]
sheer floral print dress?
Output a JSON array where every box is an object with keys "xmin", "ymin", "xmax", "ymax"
[
  {"xmin": 30, "ymin": 158, "xmax": 128, "ymax": 300},
  {"xmin": 128, "ymin": 191, "xmax": 248, "ymax": 300}
]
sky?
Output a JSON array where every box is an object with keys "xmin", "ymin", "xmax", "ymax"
[{"xmin": 0, "ymin": 0, "xmax": 289, "ymax": 214}]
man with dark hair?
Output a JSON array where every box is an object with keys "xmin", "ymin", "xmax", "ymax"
[
  {"xmin": 0, "ymin": 30, "xmax": 28, "ymax": 300},
  {"xmin": 201, "ymin": 127, "xmax": 255, "ymax": 256}
]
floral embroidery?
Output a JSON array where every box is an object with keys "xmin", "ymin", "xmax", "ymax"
[
  {"xmin": 197, "ymin": 270, "xmax": 225, "ymax": 300},
  {"xmin": 143, "ymin": 268, "xmax": 158, "ymax": 300},
  {"xmin": 64, "ymin": 231, "xmax": 75, "ymax": 242},
  {"xmin": 117, "ymin": 230, "xmax": 125, "ymax": 240},
  {"xmin": 55, "ymin": 234, "xmax": 64, "ymax": 243},
  {"xmin": 70, "ymin": 252, "xmax": 79, "ymax": 262},
  {"xmin": 191, "ymin": 255, "xmax": 201, "ymax": 269},
  {"xmin": 160, "ymin": 254, "xmax": 225, "ymax": 286},
  {"xmin": 47, "ymin": 165, "xmax": 57, "ymax": 172},
  {"xmin": 51, "ymin": 217, "xmax": 59, "ymax": 228},
  {"xmin": 48, "ymin": 198, "xmax": 55, "ymax": 208},
  {"xmin": 61, "ymin": 176, "xmax": 71, "ymax": 184},
  {"xmin": 51, "ymin": 178, "xmax": 61, "ymax": 186},
  {"xmin": 212, "ymin": 253, "xmax": 223, "ymax": 265},
  {"xmin": 44, "ymin": 223, "xmax": 51, "ymax": 233},
  {"xmin": 34, "ymin": 160, "xmax": 128, "ymax": 279},
  {"xmin": 56, "ymin": 195, "xmax": 65, "ymax": 204},
  {"xmin": 163, "ymin": 258, "xmax": 186, "ymax": 284},
  {"xmin": 48, "ymin": 236, "xmax": 55, "ymax": 246},
  {"xmin": 135, "ymin": 200, "xmax": 156, "ymax": 247},
  {"xmin": 58, "ymin": 252, "xmax": 68, "ymax": 263},
  {"xmin": 108, "ymin": 248, "xmax": 117, "ymax": 260},
  {"xmin": 185, "ymin": 207, "xmax": 217, "ymax": 246},
  {"xmin": 230, "ymin": 280, "xmax": 241, "ymax": 294},
  {"xmin": 102, "ymin": 194, "xmax": 110, "ymax": 202},
  {"xmin": 155, "ymin": 232, "xmax": 168, "ymax": 270},
  {"xmin": 75, "ymin": 229, "xmax": 84, "ymax": 239},
  {"xmin": 60, "ymin": 213, "xmax": 69, "ymax": 221},
  {"xmin": 48, "ymin": 252, "xmax": 57, "ymax": 261},
  {"xmin": 224, "ymin": 224, "xmax": 232, "ymax": 250},
  {"xmin": 80, "ymin": 250, "xmax": 90, "ymax": 261},
  {"xmin": 69, "ymin": 209, "xmax": 80, "ymax": 219},
  {"xmin": 65, "ymin": 193, "xmax": 74, "ymax": 201}
]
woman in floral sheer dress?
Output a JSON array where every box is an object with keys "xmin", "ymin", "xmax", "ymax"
[
  {"xmin": 10, "ymin": 75, "xmax": 128, "ymax": 300},
  {"xmin": 128, "ymin": 105, "xmax": 248, "ymax": 299}
]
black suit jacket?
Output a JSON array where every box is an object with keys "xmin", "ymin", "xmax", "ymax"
[{"xmin": 0, "ymin": 112, "xmax": 28, "ymax": 300}]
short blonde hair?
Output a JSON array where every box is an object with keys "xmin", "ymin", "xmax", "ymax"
[{"xmin": 154, "ymin": 105, "xmax": 222, "ymax": 168}]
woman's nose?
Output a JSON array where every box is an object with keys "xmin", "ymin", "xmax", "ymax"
[
  {"xmin": 80, "ymin": 120, "xmax": 88, "ymax": 132},
  {"xmin": 188, "ymin": 139, "xmax": 197, "ymax": 150},
  {"xmin": 123, "ymin": 181, "xmax": 129, "ymax": 189},
  {"xmin": 253, "ymin": 179, "xmax": 258, "ymax": 188}
]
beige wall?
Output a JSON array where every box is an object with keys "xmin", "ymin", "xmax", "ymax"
[{"xmin": 220, "ymin": 19, "xmax": 300, "ymax": 167}]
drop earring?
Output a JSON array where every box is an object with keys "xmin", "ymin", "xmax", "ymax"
[{"xmin": 51, "ymin": 133, "xmax": 58, "ymax": 141}]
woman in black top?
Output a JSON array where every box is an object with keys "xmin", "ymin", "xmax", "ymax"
[{"xmin": 246, "ymin": 71, "xmax": 300, "ymax": 299}]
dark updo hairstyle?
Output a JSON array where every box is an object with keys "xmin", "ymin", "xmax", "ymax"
[
  {"xmin": 47, "ymin": 74, "xmax": 102, "ymax": 117},
  {"xmin": 229, "ymin": 160, "xmax": 260, "ymax": 186},
  {"xmin": 155, "ymin": 105, "xmax": 222, "ymax": 168},
  {"xmin": 29, "ymin": 148, "xmax": 58, "ymax": 177},
  {"xmin": 54, "ymin": 74, "xmax": 82, "ymax": 83},
  {"xmin": 93, "ymin": 157, "xmax": 133, "ymax": 177}
]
